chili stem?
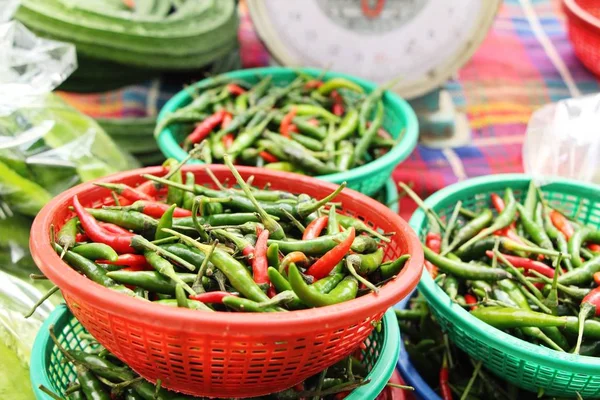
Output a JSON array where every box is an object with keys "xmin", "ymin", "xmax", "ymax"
[
  {"xmin": 193, "ymin": 240, "xmax": 217, "ymax": 293},
  {"xmin": 24, "ymin": 285, "xmax": 59, "ymax": 319},
  {"xmin": 281, "ymin": 208, "xmax": 306, "ymax": 232},
  {"xmin": 38, "ymin": 385, "xmax": 63, "ymax": 400},
  {"xmin": 460, "ymin": 360, "xmax": 482, "ymax": 400},
  {"xmin": 132, "ymin": 236, "xmax": 196, "ymax": 272},
  {"xmin": 346, "ymin": 258, "xmax": 379, "ymax": 293},
  {"xmin": 398, "ymin": 182, "xmax": 446, "ymax": 231},
  {"xmin": 441, "ymin": 201, "xmax": 462, "ymax": 252}
]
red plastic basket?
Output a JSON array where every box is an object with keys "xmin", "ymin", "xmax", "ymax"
[
  {"xmin": 30, "ymin": 165, "xmax": 423, "ymax": 399},
  {"xmin": 563, "ymin": 0, "xmax": 600, "ymax": 77}
]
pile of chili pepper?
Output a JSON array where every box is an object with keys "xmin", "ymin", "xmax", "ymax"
[
  {"xmin": 401, "ymin": 181, "xmax": 600, "ymax": 355},
  {"xmin": 42, "ymin": 325, "xmax": 407, "ymax": 400},
  {"xmin": 396, "ymin": 292, "xmax": 574, "ymax": 400},
  {"xmin": 156, "ymin": 71, "xmax": 399, "ymax": 174},
  {"xmin": 45, "ymin": 153, "xmax": 409, "ymax": 315}
]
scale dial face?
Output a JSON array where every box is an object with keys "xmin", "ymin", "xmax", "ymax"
[{"xmin": 248, "ymin": 0, "xmax": 499, "ymax": 99}]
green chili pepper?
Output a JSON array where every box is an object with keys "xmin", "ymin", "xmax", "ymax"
[
  {"xmin": 107, "ymin": 270, "xmax": 209, "ymax": 294},
  {"xmin": 155, "ymin": 204, "xmax": 176, "ymax": 241},
  {"xmin": 351, "ymin": 248, "xmax": 384, "ymax": 275},
  {"xmin": 85, "ymin": 208, "xmax": 157, "ymax": 238},
  {"xmin": 267, "ymin": 243, "xmax": 280, "ymax": 270},
  {"xmin": 268, "ymin": 231, "xmax": 348, "ymax": 256},
  {"xmin": 68, "ymin": 388, "xmax": 85, "ymax": 400},
  {"xmin": 424, "ymin": 246, "xmax": 511, "ymax": 281},
  {"xmin": 282, "ymin": 145, "xmax": 340, "ymax": 175},
  {"xmin": 182, "ymin": 172, "xmax": 196, "ymax": 211},
  {"xmin": 354, "ymin": 101, "xmax": 384, "ymax": 164},
  {"xmin": 317, "ymin": 77, "xmax": 364, "ymax": 95},
  {"xmin": 380, "ymin": 254, "xmax": 410, "ymax": 279},
  {"xmin": 154, "ymin": 298, "xmax": 213, "ymax": 312},
  {"xmin": 67, "ymin": 350, "xmax": 132, "ymax": 382},
  {"xmin": 222, "ymin": 296, "xmax": 279, "ymax": 312},
  {"xmin": 286, "ymin": 104, "xmax": 341, "ymax": 123},
  {"xmin": 272, "ymin": 114, "xmax": 326, "ymax": 140},
  {"xmin": 144, "ymin": 250, "xmax": 196, "ymax": 296},
  {"xmin": 235, "ymin": 92, "xmax": 249, "ymax": 112},
  {"xmin": 443, "ymin": 276, "xmax": 459, "ymax": 299},
  {"xmin": 443, "ymin": 209, "xmax": 493, "ymax": 255},
  {"xmin": 523, "ymin": 180, "xmax": 538, "ymax": 218},
  {"xmin": 248, "ymin": 76, "xmax": 272, "ymax": 106},
  {"xmin": 541, "ymin": 204, "xmax": 573, "ymax": 271},
  {"xmin": 227, "ymin": 113, "xmax": 274, "ymax": 158},
  {"xmin": 57, "ymin": 217, "xmax": 79, "ymax": 250},
  {"xmin": 336, "ymin": 141, "xmax": 354, "ymax": 171},
  {"xmin": 569, "ymin": 227, "xmax": 600, "ymax": 269},
  {"xmin": 290, "ymin": 132, "xmax": 324, "ymax": 151},
  {"xmin": 164, "ymin": 160, "xmax": 184, "ymax": 207},
  {"xmin": 458, "ymin": 188, "xmax": 518, "ymax": 252},
  {"xmin": 516, "ymin": 203, "xmax": 554, "ymax": 251},
  {"xmin": 558, "ymin": 255, "xmax": 600, "ymax": 285},
  {"xmin": 72, "ymin": 242, "xmax": 118, "ymax": 262},
  {"xmin": 289, "ymin": 264, "xmax": 358, "ymax": 307},
  {"xmin": 76, "ymin": 365, "xmax": 111, "ymax": 400}
]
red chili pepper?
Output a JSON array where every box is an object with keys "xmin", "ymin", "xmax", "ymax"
[
  {"xmin": 255, "ymin": 224, "xmax": 264, "ymax": 237},
  {"xmin": 99, "ymin": 254, "xmax": 150, "ymax": 269},
  {"xmin": 117, "ymin": 196, "xmax": 133, "ymax": 206},
  {"xmin": 259, "ymin": 151, "xmax": 278, "ymax": 164},
  {"xmin": 550, "ymin": 210, "xmax": 574, "ymax": 240},
  {"xmin": 252, "ymin": 229, "xmax": 270, "ymax": 285},
  {"xmin": 532, "ymin": 282, "xmax": 545, "ymax": 290},
  {"xmin": 439, "ymin": 354, "xmax": 453, "ymax": 400},
  {"xmin": 490, "ymin": 193, "xmax": 505, "ymax": 214},
  {"xmin": 221, "ymin": 112, "xmax": 233, "ymax": 129},
  {"xmin": 75, "ymin": 233, "xmax": 88, "ymax": 243},
  {"xmin": 590, "ymin": 244, "xmax": 600, "ymax": 253},
  {"xmin": 267, "ymin": 285, "xmax": 277, "ymax": 298},
  {"xmin": 306, "ymin": 228, "xmax": 356, "ymax": 279},
  {"xmin": 304, "ymin": 80, "xmax": 323, "ymax": 89},
  {"xmin": 222, "ymin": 133, "xmax": 234, "ymax": 149},
  {"xmin": 424, "ymin": 232, "xmax": 441, "ymax": 278},
  {"xmin": 98, "ymin": 222, "xmax": 134, "ymax": 236},
  {"xmin": 72, "ymin": 196, "xmax": 134, "ymax": 254},
  {"xmin": 485, "ymin": 251, "xmax": 558, "ymax": 278},
  {"xmin": 334, "ymin": 392, "xmax": 349, "ymax": 400},
  {"xmin": 189, "ymin": 291, "xmax": 235, "ymax": 304},
  {"xmin": 226, "ymin": 83, "xmax": 246, "ymax": 96},
  {"xmin": 307, "ymin": 118, "xmax": 319, "ymax": 127},
  {"xmin": 331, "ymin": 90, "xmax": 345, "ymax": 116},
  {"xmin": 136, "ymin": 181, "xmax": 160, "ymax": 197},
  {"xmin": 493, "ymin": 227, "xmax": 525, "ymax": 245},
  {"xmin": 133, "ymin": 201, "xmax": 192, "ymax": 218},
  {"xmin": 594, "ymin": 272, "xmax": 600, "ymax": 286},
  {"xmin": 99, "ymin": 183, "xmax": 153, "ymax": 202},
  {"xmin": 186, "ymin": 110, "xmax": 226, "ymax": 144},
  {"xmin": 288, "ymin": 123, "xmax": 298, "ymax": 133},
  {"xmin": 280, "ymin": 107, "xmax": 297, "ymax": 138},
  {"xmin": 279, "ymin": 251, "xmax": 309, "ymax": 273},
  {"xmin": 303, "ymin": 216, "xmax": 328, "ymax": 240},
  {"xmin": 575, "ymin": 286, "xmax": 600, "ymax": 354},
  {"xmin": 120, "ymin": 265, "xmax": 148, "ymax": 272},
  {"xmin": 464, "ymin": 294, "xmax": 478, "ymax": 311}
]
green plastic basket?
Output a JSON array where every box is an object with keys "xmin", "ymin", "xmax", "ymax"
[
  {"xmin": 411, "ymin": 174, "xmax": 600, "ymax": 398},
  {"xmin": 31, "ymin": 305, "xmax": 400, "ymax": 400},
  {"xmin": 156, "ymin": 67, "xmax": 418, "ymax": 196}
]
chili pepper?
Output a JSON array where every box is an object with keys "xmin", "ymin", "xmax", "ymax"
[
  {"xmin": 72, "ymin": 243, "xmax": 118, "ymax": 262},
  {"xmin": 439, "ymin": 353, "xmax": 453, "ymax": 400},
  {"xmin": 305, "ymin": 228, "xmax": 356, "ymax": 279},
  {"xmin": 75, "ymin": 232, "xmax": 88, "ymax": 243},
  {"xmin": 318, "ymin": 77, "xmax": 364, "ymax": 95},
  {"xmin": 594, "ymin": 271, "xmax": 600, "ymax": 286},
  {"xmin": 471, "ymin": 306, "xmax": 600, "ymax": 339},
  {"xmin": 127, "ymin": 200, "xmax": 192, "ymax": 218},
  {"xmin": 226, "ymin": 83, "xmax": 246, "ymax": 96},
  {"xmin": 144, "ymin": 250, "xmax": 196, "ymax": 296},
  {"xmin": 164, "ymin": 230, "xmax": 270, "ymax": 303},
  {"xmin": 289, "ymin": 264, "xmax": 358, "ymax": 307},
  {"xmin": 211, "ymin": 229, "xmax": 255, "ymax": 258},
  {"xmin": 106, "ymin": 270, "xmax": 202, "ymax": 295},
  {"xmin": 459, "ymin": 189, "xmax": 518, "ymax": 252},
  {"xmin": 86, "ymin": 208, "xmax": 157, "ymax": 238},
  {"xmin": 464, "ymin": 294, "xmax": 478, "ymax": 310},
  {"xmin": 354, "ymin": 101, "xmax": 384, "ymax": 163},
  {"xmin": 154, "ymin": 204, "xmax": 176, "ymax": 241},
  {"xmin": 485, "ymin": 251, "xmax": 556, "ymax": 278},
  {"xmin": 67, "ymin": 387, "xmax": 85, "ymax": 400},
  {"xmin": 329, "ymin": 108, "xmax": 359, "ymax": 143},
  {"xmin": 442, "ymin": 209, "xmax": 493, "ymax": 255},
  {"xmin": 259, "ymin": 150, "xmax": 278, "ymax": 163},
  {"xmin": 442, "ymin": 276, "xmax": 459, "ymax": 300},
  {"xmin": 272, "ymin": 114, "xmax": 326, "ymax": 140},
  {"xmin": 98, "ymin": 254, "xmax": 149, "ymax": 269},
  {"xmin": 281, "ymin": 144, "xmax": 340, "ymax": 175},
  {"xmin": 336, "ymin": 141, "xmax": 354, "ymax": 171},
  {"xmin": 185, "ymin": 110, "xmax": 227, "ymax": 145},
  {"xmin": 280, "ymin": 107, "xmax": 297, "ymax": 138},
  {"xmin": 331, "ymin": 90, "xmax": 345, "ymax": 116},
  {"xmin": 267, "ymin": 243, "xmax": 280, "ymax": 270},
  {"xmin": 189, "ymin": 291, "xmax": 235, "ymax": 304},
  {"xmin": 253, "ymin": 229, "xmax": 270, "ymax": 285},
  {"xmin": 76, "ymin": 364, "xmax": 111, "ymax": 400},
  {"xmin": 523, "ymin": 180, "xmax": 538, "ymax": 218},
  {"xmin": 222, "ymin": 133, "xmax": 234, "ymax": 149},
  {"xmin": 278, "ymin": 251, "xmax": 309, "ymax": 275},
  {"xmin": 248, "ymin": 76, "xmax": 272, "ymax": 106},
  {"xmin": 227, "ymin": 113, "xmax": 274, "ymax": 158},
  {"xmin": 174, "ymin": 213, "xmax": 260, "ymax": 229},
  {"xmin": 135, "ymin": 180, "xmax": 160, "ymax": 198},
  {"xmin": 290, "ymin": 132, "xmax": 324, "ymax": 151},
  {"xmin": 380, "ymin": 255, "xmax": 410, "ymax": 279},
  {"xmin": 575, "ymin": 286, "xmax": 600, "ymax": 354},
  {"xmin": 352, "ymin": 248, "xmax": 384, "ymax": 275},
  {"xmin": 221, "ymin": 295, "xmax": 277, "ymax": 312},
  {"xmin": 516, "ymin": 203, "xmax": 554, "ymax": 251},
  {"xmin": 559, "ymin": 255, "xmax": 600, "ymax": 285},
  {"xmin": 304, "ymin": 79, "xmax": 323, "ymax": 89},
  {"xmin": 97, "ymin": 222, "xmax": 133, "ymax": 236},
  {"xmin": 304, "ymin": 215, "xmax": 328, "ymax": 240},
  {"xmin": 154, "ymin": 298, "xmax": 213, "ymax": 312},
  {"xmin": 424, "ymin": 246, "xmax": 511, "ymax": 281},
  {"xmin": 551, "ymin": 210, "xmax": 575, "ymax": 240},
  {"xmin": 220, "ymin": 111, "xmax": 233, "ymax": 130},
  {"xmin": 287, "ymin": 104, "xmax": 341, "ymax": 123},
  {"xmin": 73, "ymin": 196, "xmax": 135, "ymax": 254},
  {"xmin": 182, "ymin": 172, "xmax": 196, "ymax": 211},
  {"xmin": 57, "ymin": 217, "xmax": 78, "ymax": 251},
  {"xmin": 569, "ymin": 227, "xmax": 600, "ymax": 268},
  {"xmin": 95, "ymin": 182, "xmax": 153, "ymax": 202}
]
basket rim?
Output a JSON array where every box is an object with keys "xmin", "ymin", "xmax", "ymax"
[
  {"xmin": 412, "ymin": 173, "xmax": 600, "ymax": 373},
  {"xmin": 155, "ymin": 66, "xmax": 419, "ymax": 185},
  {"xmin": 564, "ymin": 0, "xmax": 600, "ymax": 32},
  {"xmin": 30, "ymin": 304, "xmax": 400, "ymax": 400},
  {"xmin": 30, "ymin": 165, "xmax": 423, "ymax": 334}
]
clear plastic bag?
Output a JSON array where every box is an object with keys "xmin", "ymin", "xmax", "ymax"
[
  {"xmin": 0, "ymin": 16, "xmax": 138, "ymax": 369},
  {"xmin": 523, "ymin": 94, "xmax": 600, "ymax": 184}
]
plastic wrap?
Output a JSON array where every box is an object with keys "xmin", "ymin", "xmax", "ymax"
[
  {"xmin": 0, "ymin": 14, "xmax": 138, "ymax": 371},
  {"xmin": 523, "ymin": 94, "xmax": 600, "ymax": 184}
]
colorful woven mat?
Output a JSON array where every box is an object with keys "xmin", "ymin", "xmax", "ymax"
[{"xmin": 58, "ymin": 0, "xmax": 600, "ymax": 221}]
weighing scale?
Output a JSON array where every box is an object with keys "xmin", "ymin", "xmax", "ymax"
[{"xmin": 247, "ymin": 0, "xmax": 501, "ymax": 147}]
